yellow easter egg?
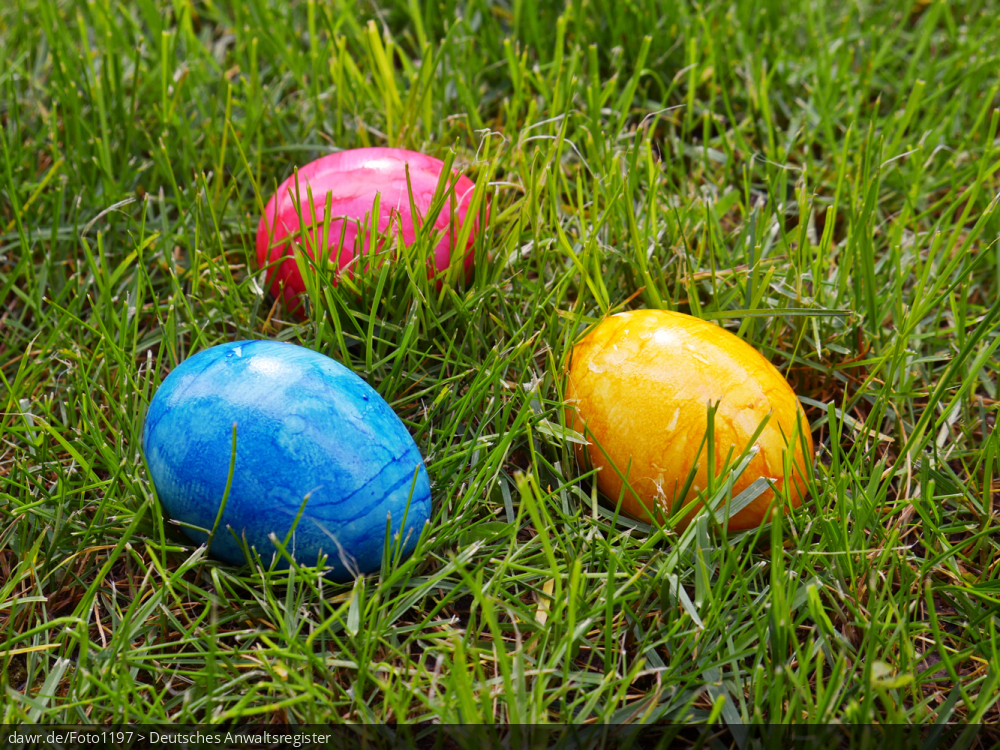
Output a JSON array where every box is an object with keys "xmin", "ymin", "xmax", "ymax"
[{"xmin": 566, "ymin": 309, "xmax": 813, "ymax": 531}]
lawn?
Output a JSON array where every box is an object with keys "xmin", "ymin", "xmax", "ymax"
[{"xmin": 2, "ymin": 0, "xmax": 1000, "ymax": 728}]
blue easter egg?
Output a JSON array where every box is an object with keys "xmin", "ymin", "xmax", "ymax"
[{"xmin": 142, "ymin": 340, "xmax": 431, "ymax": 580}]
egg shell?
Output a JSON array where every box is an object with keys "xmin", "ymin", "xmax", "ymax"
[
  {"xmin": 256, "ymin": 147, "xmax": 484, "ymax": 312},
  {"xmin": 142, "ymin": 340, "xmax": 431, "ymax": 580},
  {"xmin": 566, "ymin": 309, "xmax": 813, "ymax": 531}
]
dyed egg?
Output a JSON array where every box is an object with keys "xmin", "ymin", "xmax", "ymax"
[
  {"xmin": 256, "ymin": 147, "xmax": 484, "ymax": 312},
  {"xmin": 143, "ymin": 340, "xmax": 431, "ymax": 579},
  {"xmin": 566, "ymin": 309, "xmax": 813, "ymax": 531}
]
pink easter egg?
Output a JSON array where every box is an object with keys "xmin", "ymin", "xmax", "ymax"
[{"xmin": 255, "ymin": 147, "xmax": 484, "ymax": 313}]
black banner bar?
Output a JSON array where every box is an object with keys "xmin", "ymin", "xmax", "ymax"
[{"xmin": 2, "ymin": 725, "xmax": 999, "ymax": 750}]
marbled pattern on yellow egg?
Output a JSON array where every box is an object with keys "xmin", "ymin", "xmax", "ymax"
[{"xmin": 566, "ymin": 309, "xmax": 814, "ymax": 531}]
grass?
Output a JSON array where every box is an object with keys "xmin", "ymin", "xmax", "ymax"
[{"xmin": 2, "ymin": 0, "xmax": 1000, "ymax": 728}]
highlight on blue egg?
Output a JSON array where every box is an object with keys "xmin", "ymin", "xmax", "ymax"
[{"xmin": 142, "ymin": 340, "xmax": 432, "ymax": 581}]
